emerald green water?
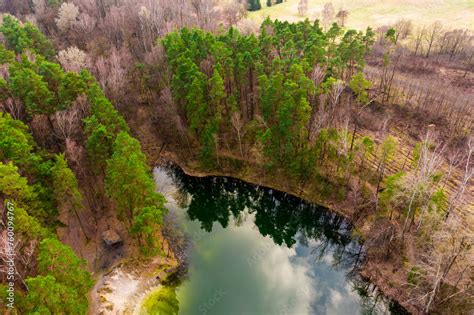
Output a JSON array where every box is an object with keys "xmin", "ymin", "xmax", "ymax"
[{"xmin": 154, "ymin": 166, "xmax": 404, "ymax": 315}]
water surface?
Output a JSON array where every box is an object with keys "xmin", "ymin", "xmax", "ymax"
[{"xmin": 154, "ymin": 166, "xmax": 399, "ymax": 315}]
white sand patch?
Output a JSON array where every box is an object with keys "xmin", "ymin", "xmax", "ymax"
[{"xmin": 98, "ymin": 269, "xmax": 140, "ymax": 314}]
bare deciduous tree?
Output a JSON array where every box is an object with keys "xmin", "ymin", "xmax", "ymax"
[
  {"xmin": 425, "ymin": 21, "xmax": 443, "ymax": 58},
  {"xmin": 1, "ymin": 98, "xmax": 24, "ymax": 120},
  {"xmin": 191, "ymin": 0, "xmax": 219, "ymax": 30},
  {"xmin": 298, "ymin": 0, "xmax": 308, "ymax": 17},
  {"xmin": 53, "ymin": 104, "xmax": 82, "ymax": 141},
  {"xmin": 321, "ymin": 2, "xmax": 335, "ymax": 29},
  {"xmin": 415, "ymin": 213, "xmax": 474, "ymax": 313},
  {"xmin": 222, "ymin": 0, "xmax": 246, "ymax": 27},
  {"xmin": 72, "ymin": 0, "xmax": 98, "ymax": 19},
  {"xmin": 65, "ymin": 138, "xmax": 85, "ymax": 168},
  {"xmin": 0, "ymin": 227, "xmax": 37, "ymax": 287},
  {"xmin": 413, "ymin": 26, "xmax": 426, "ymax": 56},
  {"xmin": 56, "ymin": 2, "xmax": 80, "ymax": 32},
  {"xmin": 95, "ymin": 48, "xmax": 131, "ymax": 101},
  {"xmin": 336, "ymin": 9, "xmax": 348, "ymax": 27},
  {"xmin": 402, "ymin": 127, "xmax": 445, "ymax": 236},
  {"xmin": 76, "ymin": 12, "xmax": 96, "ymax": 34},
  {"xmin": 57, "ymin": 46, "xmax": 90, "ymax": 73},
  {"xmin": 236, "ymin": 19, "xmax": 259, "ymax": 35},
  {"xmin": 439, "ymin": 29, "xmax": 470, "ymax": 59},
  {"xmin": 308, "ymin": 65, "xmax": 326, "ymax": 141},
  {"xmin": 445, "ymin": 137, "xmax": 473, "ymax": 219},
  {"xmin": 32, "ymin": 0, "xmax": 45, "ymax": 15},
  {"xmin": 393, "ymin": 19, "xmax": 412, "ymax": 44}
]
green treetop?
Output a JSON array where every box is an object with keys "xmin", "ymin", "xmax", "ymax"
[
  {"xmin": 37, "ymin": 237, "xmax": 93, "ymax": 297},
  {"xmin": 105, "ymin": 132, "xmax": 167, "ymax": 251},
  {"xmin": 25, "ymin": 275, "xmax": 87, "ymax": 315},
  {"xmin": 0, "ymin": 15, "xmax": 55, "ymax": 58},
  {"xmin": 0, "ymin": 113, "xmax": 35, "ymax": 165}
]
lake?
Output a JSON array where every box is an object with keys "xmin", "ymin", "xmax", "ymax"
[{"xmin": 153, "ymin": 166, "xmax": 406, "ymax": 315}]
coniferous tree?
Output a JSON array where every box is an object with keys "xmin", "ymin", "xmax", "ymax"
[
  {"xmin": 0, "ymin": 15, "xmax": 55, "ymax": 58},
  {"xmin": 25, "ymin": 275, "xmax": 86, "ymax": 315},
  {"xmin": 51, "ymin": 154, "xmax": 88, "ymax": 239},
  {"xmin": 105, "ymin": 132, "xmax": 166, "ymax": 251},
  {"xmin": 0, "ymin": 113, "xmax": 35, "ymax": 165},
  {"xmin": 247, "ymin": 0, "xmax": 262, "ymax": 11}
]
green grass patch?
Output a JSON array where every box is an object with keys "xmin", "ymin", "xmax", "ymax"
[{"xmin": 140, "ymin": 286, "xmax": 179, "ymax": 315}]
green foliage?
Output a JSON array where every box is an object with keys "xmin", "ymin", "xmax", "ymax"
[
  {"xmin": 84, "ymin": 81, "xmax": 129, "ymax": 171},
  {"xmin": 131, "ymin": 205, "xmax": 165, "ymax": 252},
  {"xmin": 0, "ymin": 15, "xmax": 55, "ymax": 58},
  {"xmin": 0, "ymin": 114, "xmax": 58, "ymax": 223},
  {"xmin": 9, "ymin": 65, "xmax": 55, "ymax": 116},
  {"xmin": 0, "ymin": 78, "xmax": 9, "ymax": 101},
  {"xmin": 106, "ymin": 132, "xmax": 167, "ymax": 252},
  {"xmin": 25, "ymin": 275, "xmax": 87, "ymax": 315},
  {"xmin": 0, "ymin": 21, "xmax": 115, "ymax": 315},
  {"xmin": 0, "ymin": 44, "xmax": 15, "ymax": 64},
  {"xmin": 349, "ymin": 72, "xmax": 371, "ymax": 104},
  {"xmin": 0, "ymin": 113, "xmax": 35, "ymax": 165},
  {"xmin": 0, "ymin": 161, "xmax": 55, "ymax": 224},
  {"xmin": 51, "ymin": 154, "xmax": 83, "ymax": 211},
  {"xmin": 106, "ymin": 131, "xmax": 150, "ymax": 217},
  {"xmin": 86, "ymin": 82, "xmax": 128, "ymax": 131},
  {"xmin": 47, "ymin": 0, "xmax": 64, "ymax": 7},
  {"xmin": 407, "ymin": 266, "xmax": 424, "ymax": 286},
  {"xmin": 60, "ymin": 71, "xmax": 88, "ymax": 106},
  {"xmin": 0, "ymin": 161, "xmax": 36, "ymax": 206},
  {"xmin": 14, "ymin": 205, "xmax": 50, "ymax": 240},
  {"xmin": 380, "ymin": 136, "xmax": 397, "ymax": 164},
  {"xmin": 37, "ymin": 238, "xmax": 93, "ymax": 296},
  {"xmin": 429, "ymin": 188, "xmax": 447, "ymax": 213},
  {"xmin": 1, "ymin": 42, "xmax": 87, "ymax": 117},
  {"xmin": 163, "ymin": 20, "xmax": 374, "ymax": 174},
  {"xmin": 379, "ymin": 171, "xmax": 405, "ymax": 213},
  {"xmin": 186, "ymin": 72, "xmax": 208, "ymax": 134},
  {"xmin": 357, "ymin": 136, "xmax": 375, "ymax": 156},
  {"xmin": 385, "ymin": 28, "xmax": 397, "ymax": 44},
  {"xmin": 140, "ymin": 286, "xmax": 179, "ymax": 315}
]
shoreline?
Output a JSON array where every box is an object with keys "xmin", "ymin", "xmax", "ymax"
[{"xmin": 156, "ymin": 151, "xmax": 419, "ymax": 314}]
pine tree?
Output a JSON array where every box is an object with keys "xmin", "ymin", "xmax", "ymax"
[
  {"xmin": 248, "ymin": 0, "xmax": 262, "ymax": 11},
  {"xmin": 105, "ymin": 132, "xmax": 166, "ymax": 251},
  {"xmin": 25, "ymin": 275, "xmax": 86, "ymax": 315},
  {"xmin": 37, "ymin": 238, "xmax": 93, "ymax": 295},
  {"xmin": 9, "ymin": 66, "xmax": 54, "ymax": 117},
  {"xmin": 51, "ymin": 154, "xmax": 88, "ymax": 239},
  {"xmin": 0, "ymin": 15, "xmax": 55, "ymax": 58},
  {"xmin": 186, "ymin": 73, "xmax": 208, "ymax": 135},
  {"xmin": 0, "ymin": 113, "xmax": 35, "ymax": 165}
]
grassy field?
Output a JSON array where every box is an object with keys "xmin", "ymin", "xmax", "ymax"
[{"xmin": 247, "ymin": 0, "xmax": 474, "ymax": 30}]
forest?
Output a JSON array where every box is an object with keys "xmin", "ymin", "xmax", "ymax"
[
  {"xmin": 0, "ymin": 14, "xmax": 166, "ymax": 313},
  {"xmin": 0, "ymin": 0, "xmax": 472, "ymax": 314}
]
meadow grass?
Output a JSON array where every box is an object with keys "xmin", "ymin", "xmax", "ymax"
[{"xmin": 247, "ymin": 0, "xmax": 474, "ymax": 30}]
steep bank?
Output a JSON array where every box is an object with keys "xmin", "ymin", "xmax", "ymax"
[
  {"xmin": 124, "ymin": 100, "xmax": 419, "ymax": 313},
  {"xmin": 155, "ymin": 152, "xmax": 417, "ymax": 314}
]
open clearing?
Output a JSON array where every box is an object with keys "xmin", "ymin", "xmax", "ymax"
[{"xmin": 247, "ymin": 0, "xmax": 474, "ymax": 30}]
